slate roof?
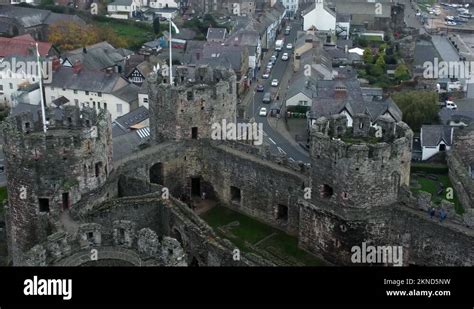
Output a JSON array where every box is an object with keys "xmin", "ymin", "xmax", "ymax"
[
  {"xmin": 49, "ymin": 66, "xmax": 127, "ymax": 94},
  {"xmin": 335, "ymin": 2, "xmax": 391, "ymax": 18},
  {"xmin": 112, "ymin": 105, "xmax": 149, "ymax": 137},
  {"xmin": 113, "ymin": 126, "xmax": 150, "ymax": 160},
  {"xmin": 63, "ymin": 42, "xmax": 125, "ymax": 71},
  {"xmin": 0, "ymin": 5, "xmax": 85, "ymax": 28},
  {"xmin": 109, "ymin": 0, "xmax": 134, "ymax": 6},
  {"xmin": 112, "ymin": 83, "xmax": 140, "ymax": 103},
  {"xmin": 200, "ymin": 43, "xmax": 245, "ymax": 72},
  {"xmin": 206, "ymin": 28, "xmax": 227, "ymax": 41},
  {"xmin": 421, "ymin": 125, "xmax": 453, "ymax": 147},
  {"xmin": 307, "ymin": 77, "xmax": 400, "ymax": 123}
]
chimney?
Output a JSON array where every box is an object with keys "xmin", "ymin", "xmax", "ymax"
[
  {"xmin": 72, "ymin": 60, "xmax": 82, "ymax": 74},
  {"xmin": 334, "ymin": 85, "xmax": 347, "ymax": 99},
  {"xmin": 51, "ymin": 56, "xmax": 61, "ymax": 71},
  {"xmin": 144, "ymin": 52, "xmax": 150, "ymax": 61}
]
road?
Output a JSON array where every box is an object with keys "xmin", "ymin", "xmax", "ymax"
[{"xmin": 246, "ymin": 19, "xmax": 310, "ymax": 164}]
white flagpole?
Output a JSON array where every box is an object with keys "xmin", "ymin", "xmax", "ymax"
[
  {"xmin": 36, "ymin": 43, "xmax": 47, "ymax": 133},
  {"xmin": 169, "ymin": 17, "xmax": 173, "ymax": 86}
]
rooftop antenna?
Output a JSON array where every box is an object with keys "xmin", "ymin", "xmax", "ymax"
[{"xmin": 35, "ymin": 42, "xmax": 47, "ymax": 133}]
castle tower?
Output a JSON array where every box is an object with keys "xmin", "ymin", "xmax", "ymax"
[
  {"xmin": 147, "ymin": 64, "xmax": 237, "ymax": 143},
  {"xmin": 309, "ymin": 113, "xmax": 413, "ymax": 208},
  {"xmin": 2, "ymin": 106, "xmax": 113, "ymax": 265}
]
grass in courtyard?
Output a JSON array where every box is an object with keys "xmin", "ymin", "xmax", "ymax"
[
  {"xmin": 200, "ymin": 206, "xmax": 325, "ymax": 266},
  {"xmin": 411, "ymin": 175, "xmax": 463, "ymax": 214}
]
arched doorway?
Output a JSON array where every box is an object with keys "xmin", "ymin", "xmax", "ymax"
[{"xmin": 150, "ymin": 163, "xmax": 164, "ymax": 185}]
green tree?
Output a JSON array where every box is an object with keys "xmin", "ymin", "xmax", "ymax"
[
  {"xmin": 392, "ymin": 91, "xmax": 439, "ymax": 132},
  {"xmin": 369, "ymin": 63, "xmax": 384, "ymax": 76},
  {"xmin": 153, "ymin": 18, "xmax": 161, "ymax": 36},
  {"xmin": 363, "ymin": 48, "xmax": 373, "ymax": 64},
  {"xmin": 375, "ymin": 54, "xmax": 386, "ymax": 68},
  {"xmin": 394, "ymin": 64, "xmax": 410, "ymax": 81}
]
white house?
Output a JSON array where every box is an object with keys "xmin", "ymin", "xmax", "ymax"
[
  {"xmin": 420, "ymin": 125, "xmax": 454, "ymax": 161},
  {"xmin": 149, "ymin": 0, "xmax": 179, "ymax": 8},
  {"xmin": 280, "ymin": 0, "xmax": 298, "ymax": 17},
  {"xmin": 0, "ymin": 57, "xmax": 40, "ymax": 108},
  {"xmin": 107, "ymin": 0, "xmax": 141, "ymax": 19},
  {"xmin": 44, "ymin": 65, "xmax": 139, "ymax": 121},
  {"xmin": 302, "ymin": 0, "xmax": 336, "ymax": 32}
]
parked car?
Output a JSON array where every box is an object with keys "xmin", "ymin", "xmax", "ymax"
[
  {"xmin": 281, "ymin": 52, "xmax": 289, "ymax": 61},
  {"xmin": 262, "ymin": 70, "xmax": 271, "ymax": 79},
  {"xmin": 271, "ymin": 79, "xmax": 279, "ymax": 87},
  {"xmin": 266, "ymin": 62, "xmax": 273, "ymax": 70},
  {"xmin": 256, "ymin": 84, "xmax": 264, "ymax": 92},
  {"xmin": 445, "ymin": 100, "xmax": 458, "ymax": 109},
  {"xmin": 259, "ymin": 107, "xmax": 268, "ymax": 116},
  {"xmin": 271, "ymin": 55, "xmax": 277, "ymax": 63},
  {"xmin": 262, "ymin": 92, "xmax": 272, "ymax": 103},
  {"xmin": 286, "ymin": 43, "xmax": 293, "ymax": 50}
]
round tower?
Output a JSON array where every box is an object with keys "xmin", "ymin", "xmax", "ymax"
[
  {"xmin": 147, "ymin": 64, "xmax": 237, "ymax": 143},
  {"xmin": 309, "ymin": 113, "xmax": 413, "ymax": 208},
  {"xmin": 2, "ymin": 105, "xmax": 113, "ymax": 265}
]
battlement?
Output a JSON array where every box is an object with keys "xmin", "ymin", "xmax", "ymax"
[
  {"xmin": 22, "ymin": 221, "xmax": 187, "ymax": 266},
  {"xmin": 4, "ymin": 106, "xmax": 106, "ymax": 136},
  {"xmin": 310, "ymin": 114, "xmax": 413, "ymax": 162},
  {"xmin": 150, "ymin": 64, "xmax": 236, "ymax": 88}
]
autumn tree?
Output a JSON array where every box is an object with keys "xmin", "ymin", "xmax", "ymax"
[
  {"xmin": 48, "ymin": 20, "xmax": 99, "ymax": 51},
  {"xmin": 48, "ymin": 20, "xmax": 129, "ymax": 51}
]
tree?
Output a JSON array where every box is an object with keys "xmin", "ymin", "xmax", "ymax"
[
  {"xmin": 394, "ymin": 64, "xmax": 410, "ymax": 82},
  {"xmin": 392, "ymin": 91, "xmax": 439, "ymax": 132},
  {"xmin": 375, "ymin": 54, "xmax": 386, "ymax": 68},
  {"xmin": 363, "ymin": 48, "xmax": 373, "ymax": 64},
  {"xmin": 153, "ymin": 18, "xmax": 161, "ymax": 35},
  {"xmin": 48, "ymin": 20, "xmax": 129, "ymax": 51}
]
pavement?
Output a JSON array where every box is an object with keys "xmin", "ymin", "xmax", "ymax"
[{"xmin": 242, "ymin": 18, "xmax": 310, "ymax": 164}]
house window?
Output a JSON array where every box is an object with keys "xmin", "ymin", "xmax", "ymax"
[
  {"xmin": 191, "ymin": 127, "xmax": 198, "ymax": 139},
  {"xmin": 39, "ymin": 198, "xmax": 50, "ymax": 213},
  {"xmin": 85, "ymin": 91, "xmax": 89, "ymax": 95},
  {"xmin": 117, "ymin": 104, "xmax": 123, "ymax": 114},
  {"xmin": 9, "ymin": 83, "xmax": 13, "ymax": 89},
  {"xmin": 104, "ymin": 103, "xmax": 107, "ymax": 110},
  {"xmin": 98, "ymin": 92, "xmax": 102, "ymax": 97},
  {"xmin": 74, "ymin": 99, "xmax": 79, "ymax": 106},
  {"xmin": 74, "ymin": 90, "xmax": 78, "ymax": 94},
  {"xmin": 98, "ymin": 102, "xmax": 101, "ymax": 109},
  {"xmin": 93, "ymin": 101, "xmax": 96, "ymax": 109},
  {"xmin": 143, "ymin": 97, "xmax": 148, "ymax": 103}
]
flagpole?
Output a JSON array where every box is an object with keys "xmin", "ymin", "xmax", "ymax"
[
  {"xmin": 169, "ymin": 17, "xmax": 173, "ymax": 86},
  {"xmin": 36, "ymin": 43, "xmax": 47, "ymax": 133}
]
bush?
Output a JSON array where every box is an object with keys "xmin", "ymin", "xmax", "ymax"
[{"xmin": 411, "ymin": 163, "xmax": 449, "ymax": 175}]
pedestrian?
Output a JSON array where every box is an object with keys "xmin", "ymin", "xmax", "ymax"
[
  {"xmin": 202, "ymin": 191, "xmax": 206, "ymax": 200},
  {"xmin": 429, "ymin": 207, "xmax": 435, "ymax": 219},
  {"xmin": 439, "ymin": 208, "xmax": 447, "ymax": 222}
]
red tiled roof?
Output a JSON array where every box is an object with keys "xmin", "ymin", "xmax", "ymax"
[{"xmin": 0, "ymin": 34, "xmax": 52, "ymax": 57}]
